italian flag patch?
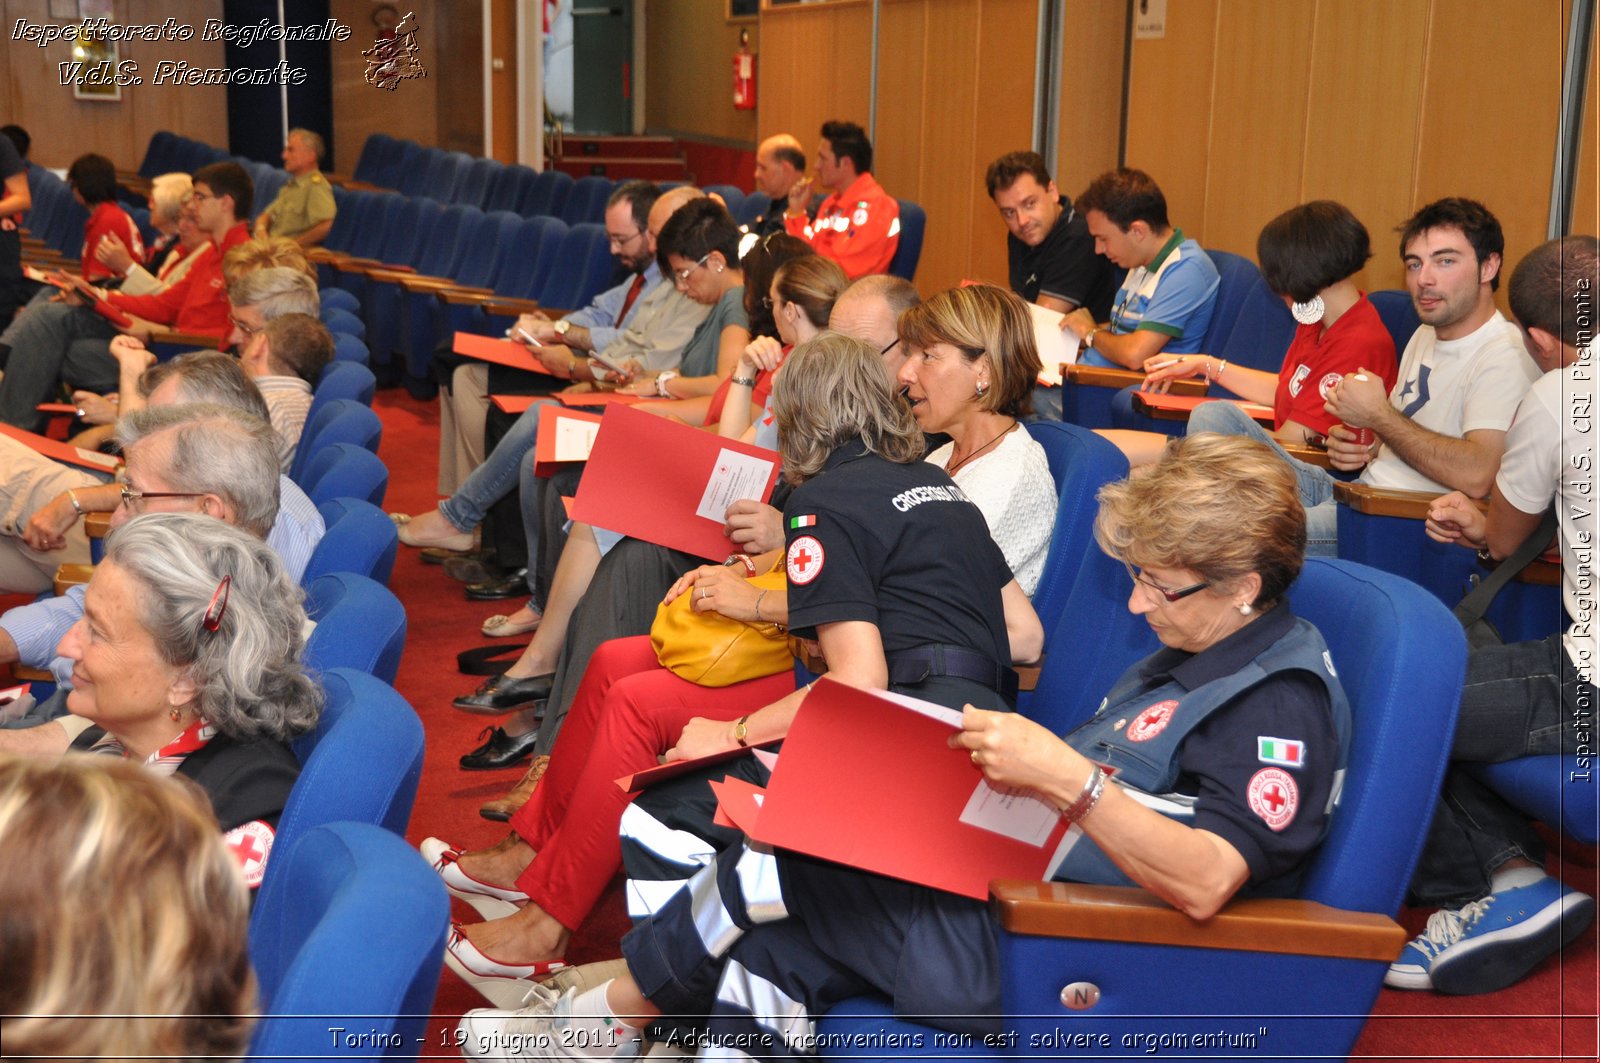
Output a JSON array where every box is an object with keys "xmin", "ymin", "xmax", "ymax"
[
  {"xmin": 1257, "ymin": 737, "xmax": 1305, "ymax": 768},
  {"xmin": 789, "ymin": 515, "xmax": 817, "ymax": 529}
]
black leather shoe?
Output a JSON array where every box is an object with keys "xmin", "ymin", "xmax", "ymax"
[
  {"xmin": 464, "ymin": 569, "xmax": 530, "ymax": 601},
  {"xmin": 445, "ymin": 556, "xmax": 508, "ymax": 584},
  {"xmin": 452, "ymin": 670, "xmax": 554, "ymax": 714},
  {"xmin": 459, "ymin": 726, "xmax": 541, "ymax": 770}
]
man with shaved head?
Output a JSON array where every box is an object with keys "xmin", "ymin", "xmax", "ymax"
[{"xmin": 743, "ymin": 134, "xmax": 810, "ymax": 240}]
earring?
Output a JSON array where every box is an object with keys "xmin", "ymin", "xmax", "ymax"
[
  {"xmin": 1291, "ymin": 296, "xmax": 1325, "ymax": 325},
  {"xmin": 169, "ymin": 706, "xmax": 182, "ymax": 722},
  {"xmin": 1237, "ymin": 602, "xmax": 1253, "ymax": 616},
  {"xmin": 975, "ymin": 380, "xmax": 990, "ymax": 397}
]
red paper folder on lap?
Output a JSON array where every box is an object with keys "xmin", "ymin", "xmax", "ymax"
[
  {"xmin": 533, "ymin": 407, "xmax": 603, "ymax": 477},
  {"xmin": 452, "ymin": 332, "xmax": 555, "ymax": 375},
  {"xmin": 734, "ymin": 678, "xmax": 1075, "ymax": 900},
  {"xmin": 0, "ymin": 423, "xmax": 121, "ymax": 473},
  {"xmin": 1130, "ymin": 392, "xmax": 1274, "ymax": 426},
  {"xmin": 616, "ymin": 741, "xmax": 782, "ymax": 794},
  {"xmin": 36, "ymin": 403, "xmax": 80, "ymax": 415},
  {"xmin": 92, "ymin": 298, "xmax": 133, "ymax": 329},
  {"xmin": 491, "ymin": 394, "xmax": 541, "ymax": 415},
  {"xmin": 570, "ymin": 405, "xmax": 781, "ymax": 560},
  {"xmin": 553, "ymin": 391, "xmax": 644, "ymax": 407}
]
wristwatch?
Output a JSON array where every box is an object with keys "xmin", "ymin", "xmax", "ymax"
[
  {"xmin": 655, "ymin": 369, "xmax": 679, "ymax": 398},
  {"xmin": 552, "ymin": 319, "xmax": 571, "ymax": 337},
  {"xmin": 1083, "ymin": 327, "xmax": 1099, "ymax": 350},
  {"xmin": 733, "ymin": 714, "xmax": 751, "ymax": 748}
]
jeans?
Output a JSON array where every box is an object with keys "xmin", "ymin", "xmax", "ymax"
[
  {"xmin": 0, "ymin": 302, "xmax": 120, "ymax": 431},
  {"xmin": 1187, "ymin": 401, "xmax": 1339, "ymax": 556},
  {"xmin": 1026, "ymin": 382, "xmax": 1063, "ymax": 422},
  {"xmin": 437, "ymin": 399, "xmax": 553, "ymax": 532},
  {"xmin": 1409, "ymin": 633, "xmax": 1594, "ymax": 905}
]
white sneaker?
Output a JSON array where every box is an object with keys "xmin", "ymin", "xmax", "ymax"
[{"xmin": 459, "ymin": 984, "xmax": 641, "ymax": 1062}]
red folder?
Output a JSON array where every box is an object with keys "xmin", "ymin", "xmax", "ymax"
[
  {"xmin": 92, "ymin": 298, "xmax": 133, "ymax": 329},
  {"xmin": 0, "ymin": 423, "xmax": 121, "ymax": 473},
  {"xmin": 553, "ymin": 391, "xmax": 644, "ymax": 407},
  {"xmin": 36, "ymin": 403, "xmax": 81, "ymax": 415},
  {"xmin": 569, "ymin": 405, "xmax": 781, "ymax": 560},
  {"xmin": 533, "ymin": 406, "xmax": 603, "ymax": 477},
  {"xmin": 711, "ymin": 776, "xmax": 768, "ymax": 831},
  {"xmin": 1130, "ymin": 391, "xmax": 1274, "ymax": 426},
  {"xmin": 491, "ymin": 394, "xmax": 541, "ymax": 415},
  {"xmin": 616, "ymin": 741, "xmax": 781, "ymax": 794},
  {"xmin": 452, "ymin": 332, "xmax": 555, "ymax": 375},
  {"xmin": 741, "ymin": 678, "xmax": 1073, "ymax": 900}
]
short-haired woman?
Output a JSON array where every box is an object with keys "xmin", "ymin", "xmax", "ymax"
[
  {"xmin": 896, "ymin": 283, "xmax": 1057, "ymax": 594},
  {"xmin": 56, "ymin": 511, "xmax": 321, "ymax": 887},
  {"xmin": 457, "ymin": 434, "xmax": 1347, "ymax": 1057},
  {"xmin": 1103, "ymin": 200, "xmax": 1399, "ymax": 468},
  {"xmin": 0, "ymin": 756, "xmax": 256, "ymax": 1059}
]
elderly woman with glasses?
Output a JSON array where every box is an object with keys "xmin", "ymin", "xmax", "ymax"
[
  {"xmin": 55, "ymin": 511, "xmax": 321, "ymax": 889},
  {"xmin": 457, "ymin": 433, "xmax": 1349, "ymax": 1060}
]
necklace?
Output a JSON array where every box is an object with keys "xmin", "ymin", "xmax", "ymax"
[{"xmin": 945, "ymin": 419, "xmax": 1016, "ymax": 477}]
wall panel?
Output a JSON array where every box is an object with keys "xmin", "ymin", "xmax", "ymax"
[
  {"xmin": 644, "ymin": 0, "xmax": 760, "ymax": 147},
  {"xmin": 330, "ymin": 0, "xmax": 440, "ymax": 164},
  {"xmin": 1056, "ymin": 0, "xmax": 1126, "ymax": 201},
  {"xmin": 1123, "ymin": 0, "xmax": 1218, "ymax": 242},
  {"xmin": 1414, "ymin": 0, "xmax": 1563, "ymax": 292},
  {"xmin": 756, "ymin": 1, "xmax": 873, "ymax": 153},
  {"xmin": 1301, "ymin": 0, "xmax": 1429, "ymax": 291}
]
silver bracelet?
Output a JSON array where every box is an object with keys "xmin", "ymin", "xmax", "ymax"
[
  {"xmin": 754, "ymin": 589, "xmax": 767, "ymax": 622},
  {"xmin": 67, "ymin": 490, "xmax": 84, "ymax": 517},
  {"xmin": 1059, "ymin": 765, "xmax": 1108, "ymax": 823},
  {"xmin": 730, "ymin": 374, "xmax": 757, "ymax": 388}
]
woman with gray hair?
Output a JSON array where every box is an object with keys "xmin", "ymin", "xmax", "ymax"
[{"xmin": 56, "ymin": 511, "xmax": 321, "ymax": 889}]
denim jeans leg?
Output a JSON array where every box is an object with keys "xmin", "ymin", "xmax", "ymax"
[
  {"xmin": 1026, "ymin": 383, "xmax": 1063, "ymax": 423},
  {"xmin": 438, "ymin": 401, "xmax": 548, "ymax": 531},
  {"xmin": 1454, "ymin": 634, "xmax": 1590, "ymax": 762},
  {"xmin": 1187, "ymin": 401, "xmax": 1338, "ymax": 553},
  {"xmin": 517, "ymin": 445, "xmax": 546, "ymax": 612}
]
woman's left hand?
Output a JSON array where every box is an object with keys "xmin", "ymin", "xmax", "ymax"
[
  {"xmin": 662, "ymin": 564, "xmax": 761, "ymax": 621},
  {"xmin": 949, "ymin": 705, "xmax": 1081, "ymax": 794},
  {"xmin": 664, "ymin": 715, "xmax": 738, "ymax": 763}
]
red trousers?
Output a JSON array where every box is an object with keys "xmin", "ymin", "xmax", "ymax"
[{"xmin": 508, "ymin": 635, "xmax": 795, "ymax": 929}]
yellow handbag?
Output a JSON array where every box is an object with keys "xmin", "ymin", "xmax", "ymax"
[{"xmin": 650, "ymin": 566, "xmax": 792, "ymax": 687}]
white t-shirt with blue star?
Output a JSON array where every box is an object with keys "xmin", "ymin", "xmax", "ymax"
[{"xmin": 1362, "ymin": 311, "xmax": 1538, "ymax": 492}]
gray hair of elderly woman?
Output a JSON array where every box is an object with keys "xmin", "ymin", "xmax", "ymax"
[
  {"xmin": 771, "ymin": 330, "xmax": 924, "ymax": 484},
  {"xmin": 149, "ymin": 172, "xmax": 193, "ymax": 227},
  {"xmin": 1093, "ymin": 433, "xmax": 1306, "ymax": 608},
  {"xmin": 102, "ymin": 513, "xmax": 321, "ymax": 742},
  {"xmin": 136, "ymin": 350, "xmax": 271, "ymax": 422},
  {"xmin": 114, "ymin": 404, "xmax": 281, "ymax": 539},
  {"xmin": 228, "ymin": 266, "xmax": 319, "ymax": 320}
]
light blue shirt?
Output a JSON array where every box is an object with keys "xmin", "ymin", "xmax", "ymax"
[{"xmin": 565, "ymin": 261, "xmax": 662, "ymax": 354}]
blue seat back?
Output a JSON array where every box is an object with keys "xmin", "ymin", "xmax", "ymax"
[
  {"xmin": 705, "ymin": 184, "xmax": 746, "ymax": 218},
  {"xmin": 1468, "ymin": 755, "xmax": 1599, "ymax": 846},
  {"xmin": 735, "ymin": 192, "xmax": 771, "ymax": 228},
  {"xmin": 1214, "ymin": 272, "xmax": 1297, "ymax": 378},
  {"xmin": 314, "ymin": 360, "xmax": 377, "ymax": 406},
  {"xmin": 1368, "ymin": 289, "xmax": 1422, "ymax": 356},
  {"xmin": 290, "ymin": 399, "xmax": 383, "ymax": 482},
  {"xmin": 318, "ymin": 287, "xmax": 360, "ymax": 314},
  {"xmin": 247, "ymin": 822, "xmax": 445, "ymax": 1056},
  {"xmin": 299, "ymin": 443, "xmax": 389, "ymax": 508},
  {"xmin": 1197, "ymin": 248, "xmax": 1259, "ymax": 354},
  {"xmin": 887, "ymin": 199, "xmax": 926, "ymax": 281},
  {"xmin": 561, "ymin": 175, "xmax": 614, "ymax": 226},
  {"xmin": 303, "ymin": 569, "xmax": 405, "ymax": 678},
  {"xmin": 541, "ymin": 223, "xmax": 616, "ymax": 312},
  {"xmin": 320, "ymin": 307, "xmax": 366, "ymax": 338},
  {"xmin": 522, "ymin": 169, "xmax": 575, "ymax": 218},
  {"xmin": 331, "ymin": 333, "xmax": 370, "ymax": 365}
]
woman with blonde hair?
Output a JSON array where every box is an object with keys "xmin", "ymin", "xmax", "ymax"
[
  {"xmin": 431, "ymin": 332, "xmax": 1046, "ymax": 1002},
  {"xmin": 0, "ymin": 756, "xmax": 256, "ymax": 1060},
  {"xmin": 896, "ymin": 282, "xmax": 1057, "ymax": 593}
]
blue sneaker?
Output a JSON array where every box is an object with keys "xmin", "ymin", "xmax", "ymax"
[{"xmin": 1386, "ymin": 878, "xmax": 1595, "ymax": 994}]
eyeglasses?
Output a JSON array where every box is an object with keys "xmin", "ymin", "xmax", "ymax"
[
  {"xmin": 189, "ymin": 189, "xmax": 214, "ymax": 203},
  {"xmin": 673, "ymin": 252, "xmax": 712, "ymax": 283},
  {"xmin": 1123, "ymin": 562, "xmax": 1210, "ymax": 603},
  {"xmin": 607, "ymin": 229, "xmax": 645, "ymax": 250},
  {"xmin": 119, "ymin": 484, "xmax": 208, "ymax": 512},
  {"xmin": 230, "ymin": 315, "xmax": 263, "ymax": 337}
]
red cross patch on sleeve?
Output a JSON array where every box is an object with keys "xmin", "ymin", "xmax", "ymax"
[
  {"xmin": 1246, "ymin": 768, "xmax": 1299, "ymax": 832},
  {"xmin": 787, "ymin": 535, "xmax": 825, "ymax": 585},
  {"xmin": 223, "ymin": 820, "xmax": 276, "ymax": 889}
]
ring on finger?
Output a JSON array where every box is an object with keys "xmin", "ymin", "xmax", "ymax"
[{"xmin": 970, "ymin": 749, "xmax": 981, "ymax": 766}]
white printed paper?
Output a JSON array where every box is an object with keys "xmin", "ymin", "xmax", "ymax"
[
  {"xmin": 958, "ymin": 779, "xmax": 1061, "ymax": 847},
  {"xmin": 695, "ymin": 448, "xmax": 775, "ymax": 522},
  {"xmin": 553, "ymin": 417, "xmax": 601, "ymax": 461},
  {"xmin": 1030, "ymin": 302, "xmax": 1081, "ymax": 386}
]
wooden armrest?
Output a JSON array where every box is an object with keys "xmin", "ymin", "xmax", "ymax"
[
  {"xmin": 305, "ymin": 247, "xmax": 345, "ymax": 263},
  {"xmin": 1015, "ymin": 663, "xmax": 1040, "ymax": 692},
  {"xmin": 12, "ymin": 665, "xmax": 54, "ymax": 683},
  {"xmin": 329, "ymin": 256, "xmax": 385, "ymax": 272},
  {"xmin": 1331, "ymin": 480, "xmax": 1482, "ymax": 519},
  {"xmin": 364, "ymin": 267, "xmax": 424, "ymax": 284},
  {"xmin": 1510, "ymin": 556, "xmax": 1562, "ymax": 586},
  {"xmin": 117, "ymin": 173, "xmax": 152, "ymax": 194},
  {"xmin": 439, "ymin": 288, "xmax": 514, "ymax": 306},
  {"xmin": 480, "ymin": 297, "xmax": 548, "ymax": 316},
  {"xmin": 1064, "ymin": 363, "xmax": 1208, "ymax": 396},
  {"xmin": 990, "ymin": 880, "xmax": 1405, "ymax": 962},
  {"xmin": 84, "ymin": 512, "xmax": 112, "ymax": 540},
  {"xmin": 54, "ymin": 563, "xmax": 95, "ymax": 595},
  {"xmin": 422, "ymin": 283, "xmax": 496, "ymax": 298},
  {"xmin": 1280, "ymin": 443, "xmax": 1333, "ymax": 469},
  {"xmin": 398, "ymin": 275, "xmax": 484, "ymax": 293},
  {"xmin": 148, "ymin": 330, "xmax": 219, "ymax": 349}
]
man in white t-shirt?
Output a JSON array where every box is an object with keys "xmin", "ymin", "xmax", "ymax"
[
  {"xmin": 1384, "ymin": 235, "xmax": 1598, "ymax": 996},
  {"xmin": 1298, "ymin": 198, "xmax": 1540, "ymax": 550}
]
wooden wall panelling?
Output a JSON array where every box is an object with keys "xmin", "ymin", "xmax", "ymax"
[
  {"xmin": 1568, "ymin": 0, "xmax": 1598, "ymax": 236},
  {"xmin": 490, "ymin": 0, "xmax": 518, "ymax": 162},
  {"xmin": 2, "ymin": 0, "xmax": 228, "ymax": 171},
  {"xmin": 330, "ymin": 0, "xmax": 440, "ymax": 164},
  {"xmin": 644, "ymin": 0, "xmax": 760, "ymax": 146},
  {"xmin": 966, "ymin": 0, "xmax": 1040, "ymax": 290},
  {"xmin": 1300, "ymin": 0, "xmax": 1430, "ymax": 293},
  {"xmin": 1055, "ymin": 0, "xmax": 1128, "ymax": 201},
  {"xmin": 874, "ymin": 0, "xmax": 930, "ymax": 229},
  {"xmin": 755, "ymin": 2, "xmax": 873, "ymax": 157},
  {"xmin": 435, "ymin": 3, "xmax": 486, "ymax": 156},
  {"xmin": 1413, "ymin": 0, "xmax": 1563, "ymax": 296},
  {"xmin": 910, "ymin": 0, "xmax": 982, "ymax": 293},
  {"xmin": 1200, "ymin": 0, "xmax": 1315, "ymax": 261},
  {"xmin": 1122, "ymin": 0, "xmax": 1219, "ymax": 245}
]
